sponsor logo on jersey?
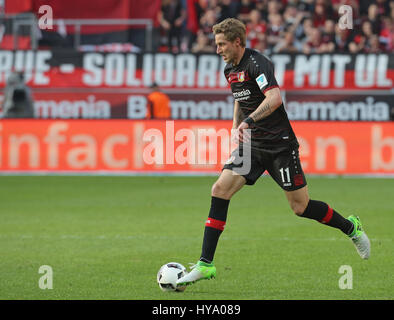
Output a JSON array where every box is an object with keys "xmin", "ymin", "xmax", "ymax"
[
  {"xmin": 233, "ymin": 89, "xmax": 251, "ymax": 101},
  {"xmin": 256, "ymin": 73, "xmax": 268, "ymax": 90}
]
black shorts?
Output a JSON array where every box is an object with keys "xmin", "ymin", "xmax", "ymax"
[{"xmin": 223, "ymin": 141, "xmax": 307, "ymax": 191}]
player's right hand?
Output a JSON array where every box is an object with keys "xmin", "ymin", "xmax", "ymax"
[
  {"xmin": 236, "ymin": 122, "xmax": 251, "ymax": 143},
  {"xmin": 231, "ymin": 128, "xmax": 240, "ymax": 145}
]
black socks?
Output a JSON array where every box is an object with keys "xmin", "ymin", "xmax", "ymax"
[
  {"xmin": 200, "ymin": 197, "xmax": 354, "ymax": 264},
  {"xmin": 301, "ymin": 200, "xmax": 354, "ymax": 235},
  {"xmin": 200, "ymin": 196, "xmax": 230, "ymax": 263}
]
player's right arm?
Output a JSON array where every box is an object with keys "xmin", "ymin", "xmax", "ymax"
[
  {"xmin": 232, "ymin": 100, "xmax": 243, "ymax": 129},
  {"xmin": 232, "ymin": 100, "xmax": 246, "ymax": 144}
]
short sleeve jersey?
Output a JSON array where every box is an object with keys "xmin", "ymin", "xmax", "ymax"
[{"xmin": 224, "ymin": 48, "xmax": 297, "ymax": 150}]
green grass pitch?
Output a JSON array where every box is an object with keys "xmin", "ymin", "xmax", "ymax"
[{"xmin": 0, "ymin": 175, "xmax": 393, "ymax": 300}]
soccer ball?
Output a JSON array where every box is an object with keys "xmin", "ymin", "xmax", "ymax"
[{"xmin": 157, "ymin": 262, "xmax": 187, "ymax": 292}]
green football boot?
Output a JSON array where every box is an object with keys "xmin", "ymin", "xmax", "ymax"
[
  {"xmin": 347, "ymin": 215, "xmax": 370, "ymax": 259},
  {"xmin": 176, "ymin": 261, "xmax": 216, "ymax": 287}
]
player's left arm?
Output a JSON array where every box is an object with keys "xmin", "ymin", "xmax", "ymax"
[
  {"xmin": 248, "ymin": 87, "xmax": 282, "ymax": 122},
  {"xmin": 236, "ymin": 88, "xmax": 282, "ymax": 142},
  {"xmin": 236, "ymin": 55, "xmax": 282, "ymax": 142}
]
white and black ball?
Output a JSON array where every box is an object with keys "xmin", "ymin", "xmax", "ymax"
[{"xmin": 157, "ymin": 262, "xmax": 187, "ymax": 292}]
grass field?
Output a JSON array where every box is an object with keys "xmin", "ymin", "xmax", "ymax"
[{"xmin": 0, "ymin": 175, "xmax": 393, "ymax": 300}]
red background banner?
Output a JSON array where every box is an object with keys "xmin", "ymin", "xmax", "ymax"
[{"xmin": 1, "ymin": 120, "xmax": 393, "ymax": 175}]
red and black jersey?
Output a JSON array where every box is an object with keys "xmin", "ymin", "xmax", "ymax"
[{"xmin": 224, "ymin": 48, "xmax": 297, "ymax": 150}]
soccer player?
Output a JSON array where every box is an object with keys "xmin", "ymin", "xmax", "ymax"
[{"xmin": 176, "ymin": 18, "xmax": 370, "ymax": 287}]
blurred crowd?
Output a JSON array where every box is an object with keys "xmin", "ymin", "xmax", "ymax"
[{"xmin": 158, "ymin": 0, "xmax": 394, "ymax": 54}]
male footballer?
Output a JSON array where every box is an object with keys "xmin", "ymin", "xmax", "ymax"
[{"xmin": 177, "ymin": 18, "xmax": 370, "ymax": 287}]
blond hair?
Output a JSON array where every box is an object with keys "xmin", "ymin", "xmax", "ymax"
[{"xmin": 212, "ymin": 18, "xmax": 246, "ymax": 47}]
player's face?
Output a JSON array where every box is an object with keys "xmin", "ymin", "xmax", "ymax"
[{"xmin": 215, "ymin": 33, "xmax": 239, "ymax": 64}]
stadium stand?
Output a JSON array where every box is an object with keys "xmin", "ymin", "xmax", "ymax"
[{"xmin": 0, "ymin": 0, "xmax": 392, "ymax": 53}]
